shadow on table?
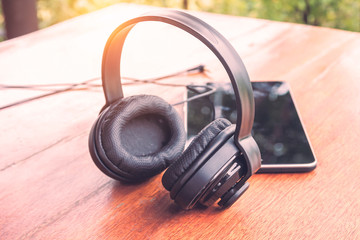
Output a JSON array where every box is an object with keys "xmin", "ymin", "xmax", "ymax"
[{"xmin": 96, "ymin": 177, "xmax": 242, "ymax": 238}]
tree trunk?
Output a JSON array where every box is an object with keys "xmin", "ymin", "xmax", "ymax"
[
  {"xmin": 1, "ymin": 0, "xmax": 38, "ymax": 39},
  {"xmin": 183, "ymin": 0, "xmax": 188, "ymax": 9},
  {"xmin": 302, "ymin": 0, "xmax": 311, "ymax": 24}
]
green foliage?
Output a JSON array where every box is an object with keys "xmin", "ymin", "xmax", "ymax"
[
  {"xmin": 2, "ymin": 0, "xmax": 360, "ymax": 34},
  {"xmin": 197, "ymin": 0, "xmax": 359, "ymax": 31}
]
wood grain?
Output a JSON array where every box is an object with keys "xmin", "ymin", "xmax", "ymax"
[{"xmin": 0, "ymin": 4, "xmax": 359, "ymax": 239}]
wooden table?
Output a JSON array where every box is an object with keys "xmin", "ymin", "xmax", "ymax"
[{"xmin": 1, "ymin": 4, "xmax": 359, "ymax": 239}]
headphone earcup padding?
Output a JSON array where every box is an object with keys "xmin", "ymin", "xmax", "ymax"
[
  {"xmin": 97, "ymin": 95, "xmax": 186, "ymax": 182},
  {"xmin": 162, "ymin": 118, "xmax": 231, "ymax": 191}
]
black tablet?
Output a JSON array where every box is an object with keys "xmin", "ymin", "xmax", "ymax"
[{"xmin": 185, "ymin": 81, "xmax": 317, "ymax": 173}]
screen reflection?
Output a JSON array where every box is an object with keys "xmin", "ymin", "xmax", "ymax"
[{"xmin": 187, "ymin": 82, "xmax": 315, "ymax": 164}]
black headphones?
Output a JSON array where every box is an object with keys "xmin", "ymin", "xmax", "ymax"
[{"xmin": 89, "ymin": 10, "xmax": 261, "ymax": 210}]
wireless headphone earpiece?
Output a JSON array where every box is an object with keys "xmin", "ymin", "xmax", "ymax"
[
  {"xmin": 89, "ymin": 94, "xmax": 186, "ymax": 182},
  {"xmin": 162, "ymin": 118, "xmax": 232, "ymax": 192},
  {"xmin": 88, "ymin": 9, "xmax": 261, "ymax": 209}
]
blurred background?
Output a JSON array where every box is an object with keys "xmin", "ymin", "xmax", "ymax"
[{"xmin": 0, "ymin": 0, "xmax": 359, "ymax": 41}]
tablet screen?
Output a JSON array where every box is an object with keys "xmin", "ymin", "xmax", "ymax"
[{"xmin": 186, "ymin": 81, "xmax": 316, "ymax": 166}]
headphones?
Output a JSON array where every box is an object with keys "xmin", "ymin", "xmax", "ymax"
[{"xmin": 89, "ymin": 10, "xmax": 261, "ymax": 210}]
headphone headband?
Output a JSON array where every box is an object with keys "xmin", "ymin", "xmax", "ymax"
[{"xmin": 101, "ymin": 10, "xmax": 255, "ymax": 141}]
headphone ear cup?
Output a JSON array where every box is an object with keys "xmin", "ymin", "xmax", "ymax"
[
  {"xmin": 162, "ymin": 118, "xmax": 231, "ymax": 191},
  {"xmin": 90, "ymin": 95, "xmax": 186, "ymax": 182}
]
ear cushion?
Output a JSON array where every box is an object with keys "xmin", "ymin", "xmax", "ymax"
[
  {"xmin": 162, "ymin": 118, "xmax": 231, "ymax": 191},
  {"xmin": 95, "ymin": 95, "xmax": 186, "ymax": 182}
]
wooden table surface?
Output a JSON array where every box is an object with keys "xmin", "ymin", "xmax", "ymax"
[{"xmin": 1, "ymin": 4, "xmax": 359, "ymax": 239}]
